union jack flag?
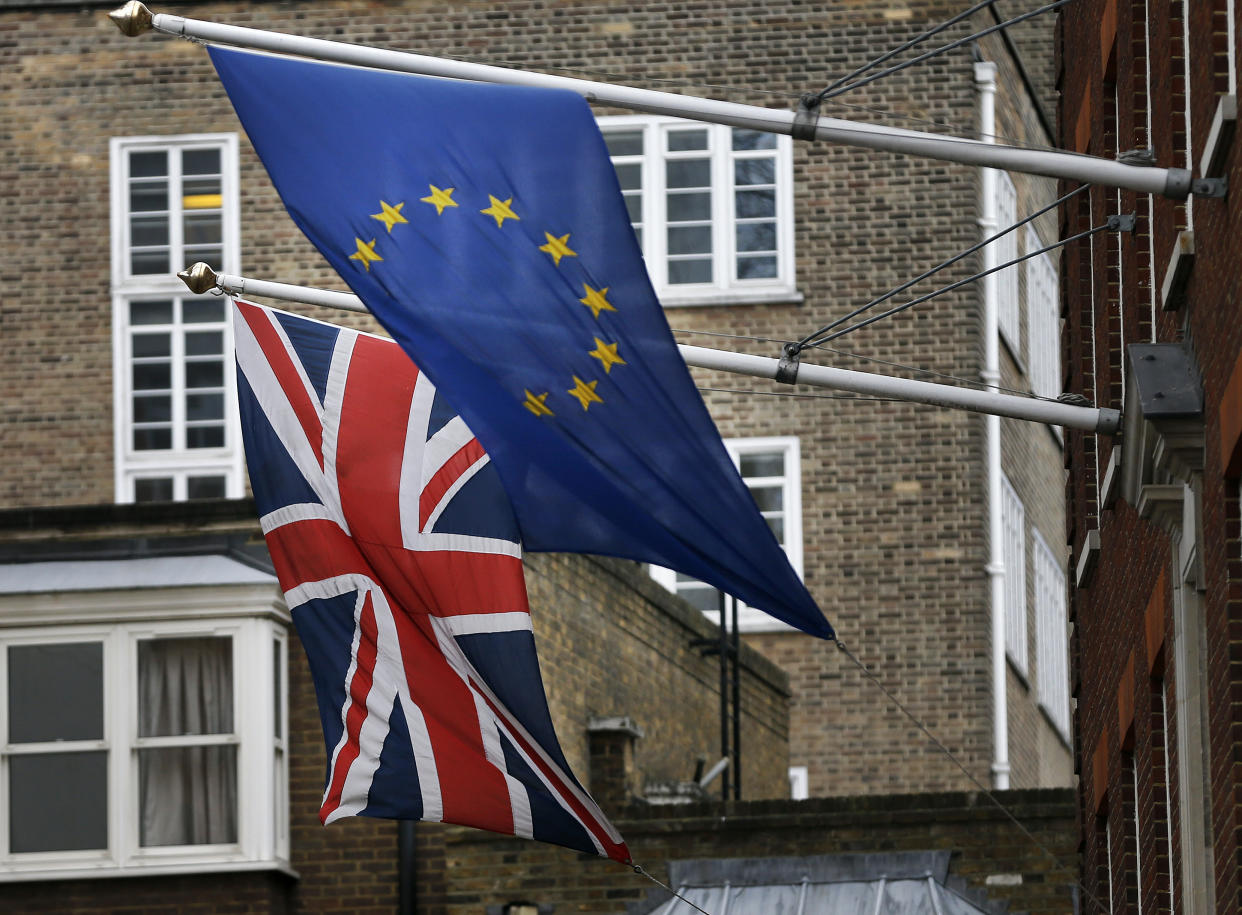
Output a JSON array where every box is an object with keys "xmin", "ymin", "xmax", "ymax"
[{"xmin": 233, "ymin": 299, "xmax": 629, "ymax": 862}]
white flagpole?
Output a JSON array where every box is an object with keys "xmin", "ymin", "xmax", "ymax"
[
  {"xmin": 110, "ymin": 2, "xmax": 1201, "ymax": 199},
  {"xmin": 178, "ymin": 263, "xmax": 1121, "ymax": 434}
]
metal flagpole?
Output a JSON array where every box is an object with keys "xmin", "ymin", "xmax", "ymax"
[
  {"xmin": 110, "ymin": 2, "xmax": 1219, "ymax": 200},
  {"xmin": 178, "ymin": 263, "xmax": 1122, "ymax": 434}
]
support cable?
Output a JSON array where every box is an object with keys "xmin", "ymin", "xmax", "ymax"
[
  {"xmin": 811, "ymin": 215, "xmax": 1126, "ymax": 345},
  {"xmin": 793, "ymin": 183, "xmax": 1088, "ymax": 352},
  {"xmin": 817, "ymin": 0, "xmax": 1074, "ymax": 102},
  {"xmin": 818, "ymin": 0, "xmax": 1003, "ymax": 99},
  {"xmin": 832, "ymin": 638, "xmax": 1107, "ymax": 913},
  {"xmin": 633, "ymin": 865, "xmax": 712, "ymax": 915}
]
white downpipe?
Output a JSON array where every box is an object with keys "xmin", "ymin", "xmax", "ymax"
[{"xmin": 975, "ymin": 61, "xmax": 1009, "ymax": 792}]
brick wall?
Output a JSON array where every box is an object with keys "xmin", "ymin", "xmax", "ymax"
[{"xmin": 1060, "ymin": 0, "xmax": 1242, "ymax": 910}]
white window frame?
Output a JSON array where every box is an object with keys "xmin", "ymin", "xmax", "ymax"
[
  {"xmin": 109, "ymin": 134, "xmax": 244, "ymax": 504},
  {"xmin": 995, "ymin": 172, "xmax": 1020, "ymax": 353},
  {"xmin": 788, "ymin": 765, "xmax": 809, "ymax": 801},
  {"xmin": 651, "ymin": 436, "xmax": 802, "ymax": 632},
  {"xmin": 1032, "ymin": 528, "xmax": 1071, "ymax": 740},
  {"xmin": 1025, "ymin": 227, "xmax": 1061, "ymax": 402},
  {"xmin": 0, "ymin": 583, "xmax": 289, "ymax": 881},
  {"xmin": 1001, "ymin": 474, "xmax": 1028, "ymax": 676},
  {"xmin": 597, "ymin": 115, "xmax": 798, "ymax": 307}
]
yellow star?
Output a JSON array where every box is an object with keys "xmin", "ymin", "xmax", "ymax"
[
  {"xmin": 420, "ymin": 185, "xmax": 458, "ymax": 216},
  {"xmin": 349, "ymin": 237, "xmax": 383, "ymax": 271},
  {"xmin": 567, "ymin": 376, "xmax": 603, "ymax": 411},
  {"xmin": 370, "ymin": 200, "xmax": 408, "ymax": 233},
  {"xmin": 588, "ymin": 338, "xmax": 627, "ymax": 374},
  {"xmin": 539, "ymin": 232, "xmax": 577, "ymax": 266},
  {"xmin": 522, "ymin": 389, "xmax": 554, "ymax": 417},
  {"xmin": 481, "ymin": 195, "xmax": 520, "ymax": 227},
  {"xmin": 578, "ymin": 284, "xmax": 616, "ymax": 319}
]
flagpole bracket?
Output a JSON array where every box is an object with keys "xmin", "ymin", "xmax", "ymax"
[
  {"xmin": 1192, "ymin": 177, "xmax": 1228, "ymax": 198},
  {"xmin": 178, "ymin": 262, "xmax": 221, "ymax": 295},
  {"xmin": 774, "ymin": 343, "xmax": 802, "ymax": 385},
  {"xmin": 1107, "ymin": 213, "xmax": 1137, "ymax": 233},
  {"xmin": 791, "ymin": 94, "xmax": 821, "ymax": 142},
  {"xmin": 108, "ymin": 1, "xmax": 153, "ymax": 37}
]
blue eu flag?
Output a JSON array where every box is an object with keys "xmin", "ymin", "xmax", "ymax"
[{"xmin": 211, "ymin": 47, "xmax": 832, "ymax": 639}]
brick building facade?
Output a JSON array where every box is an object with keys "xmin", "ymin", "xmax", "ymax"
[
  {"xmin": 1, "ymin": 0, "xmax": 1079, "ymax": 910},
  {"xmin": 1058, "ymin": 1, "xmax": 1242, "ymax": 912}
]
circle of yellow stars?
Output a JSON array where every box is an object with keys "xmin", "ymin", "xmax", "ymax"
[{"xmin": 346, "ymin": 185, "xmax": 629, "ymax": 419}]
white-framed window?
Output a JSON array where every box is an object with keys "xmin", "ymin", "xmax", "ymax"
[
  {"xmin": 1033, "ymin": 529, "xmax": 1071, "ymax": 739},
  {"xmin": 1001, "ymin": 474, "xmax": 1027, "ymax": 676},
  {"xmin": 788, "ymin": 765, "xmax": 809, "ymax": 801},
  {"xmin": 994, "ymin": 172, "xmax": 1020, "ymax": 352},
  {"xmin": 1025, "ymin": 227, "xmax": 1061, "ymax": 401},
  {"xmin": 0, "ymin": 575, "xmax": 289, "ymax": 881},
  {"xmin": 651, "ymin": 437, "xmax": 802, "ymax": 632},
  {"xmin": 599, "ymin": 115, "xmax": 797, "ymax": 307},
  {"xmin": 110, "ymin": 134, "xmax": 244, "ymax": 504}
]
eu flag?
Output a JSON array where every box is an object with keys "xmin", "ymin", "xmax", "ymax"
[{"xmin": 211, "ymin": 46, "xmax": 832, "ymax": 639}]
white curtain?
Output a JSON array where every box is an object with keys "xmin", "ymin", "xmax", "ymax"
[{"xmin": 138, "ymin": 637, "xmax": 238, "ymax": 846}]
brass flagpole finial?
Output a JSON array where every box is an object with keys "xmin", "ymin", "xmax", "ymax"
[
  {"xmin": 178, "ymin": 263, "xmax": 220, "ymax": 295},
  {"xmin": 108, "ymin": 1, "xmax": 153, "ymax": 37}
]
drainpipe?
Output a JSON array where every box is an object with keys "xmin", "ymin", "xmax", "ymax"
[{"xmin": 975, "ymin": 59, "xmax": 1010, "ymax": 791}]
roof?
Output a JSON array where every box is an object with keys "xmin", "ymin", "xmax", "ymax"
[
  {"xmin": 0, "ymin": 554, "xmax": 276, "ymax": 594},
  {"xmin": 637, "ymin": 852, "xmax": 1007, "ymax": 915}
]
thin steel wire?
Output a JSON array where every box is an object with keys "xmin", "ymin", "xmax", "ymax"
[
  {"xmin": 833, "ymin": 638, "xmax": 1108, "ymax": 914},
  {"xmin": 818, "ymin": 0, "xmax": 1075, "ymax": 102},
  {"xmin": 796, "ymin": 184, "xmax": 1088, "ymax": 350},
  {"xmin": 816, "ymin": 219, "xmax": 1115, "ymax": 344},
  {"xmin": 633, "ymin": 864, "xmax": 713, "ymax": 915}
]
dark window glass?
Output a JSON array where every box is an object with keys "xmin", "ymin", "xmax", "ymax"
[
  {"xmin": 133, "ymin": 394, "xmax": 171, "ymax": 424},
  {"xmin": 185, "ymin": 361, "xmax": 223, "ymax": 389},
  {"xmin": 133, "ymin": 428, "xmax": 172, "ymax": 451},
  {"xmin": 182, "ymin": 148, "xmax": 221, "ymax": 175},
  {"xmin": 134, "ymin": 477, "xmax": 174, "ymax": 502},
  {"xmin": 187, "ymin": 476, "xmax": 227, "ymax": 500},
  {"xmin": 735, "ymin": 188, "xmax": 776, "ymax": 219},
  {"xmin": 131, "ymin": 250, "xmax": 170, "ymax": 275},
  {"xmin": 132, "ymin": 362, "xmax": 171, "ymax": 391},
  {"xmin": 604, "ymin": 130, "xmax": 643, "ymax": 157},
  {"xmin": 131, "ymin": 334, "xmax": 170, "ymax": 358},
  {"xmin": 740, "ymin": 453, "xmax": 784, "ymax": 477},
  {"xmin": 668, "ymin": 259, "xmax": 713, "ymax": 285},
  {"xmin": 734, "ymin": 159, "xmax": 775, "ymax": 186},
  {"xmin": 666, "ymin": 159, "xmax": 710, "ymax": 189},
  {"xmin": 182, "ymin": 299, "xmax": 225, "ymax": 324},
  {"xmin": 186, "ymin": 426, "xmax": 225, "ymax": 449},
  {"xmin": 129, "ymin": 183, "xmax": 168, "ymax": 213},
  {"xmin": 10, "ymin": 752, "xmax": 108, "ymax": 852},
  {"xmin": 667, "ymin": 129, "xmax": 708, "ymax": 151},
  {"xmin": 186, "ymin": 332, "xmax": 223, "ymax": 357},
  {"xmin": 7, "ymin": 643, "xmax": 103, "ymax": 743},
  {"xmin": 736, "ymin": 255, "xmax": 778, "ymax": 279},
  {"xmin": 731, "ymin": 129, "xmax": 777, "ymax": 151},
  {"xmin": 130, "ymin": 150, "xmax": 167, "ymax": 178},
  {"xmin": 130, "ymin": 300, "xmax": 172, "ymax": 325}
]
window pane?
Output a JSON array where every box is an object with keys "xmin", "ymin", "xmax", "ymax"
[
  {"xmin": 182, "ymin": 176, "xmax": 222, "ymax": 199},
  {"xmin": 740, "ymin": 452, "xmax": 784, "ymax": 477},
  {"xmin": 134, "ymin": 477, "xmax": 174, "ymax": 502},
  {"xmin": 138, "ymin": 636, "xmax": 233, "ymax": 737},
  {"xmin": 667, "ymin": 191, "xmax": 711, "ymax": 221},
  {"xmin": 613, "ymin": 162, "xmax": 642, "ymax": 191},
  {"xmin": 131, "ymin": 250, "xmax": 170, "ymax": 275},
  {"xmin": 186, "ymin": 425, "xmax": 226, "ymax": 449},
  {"xmin": 666, "ymin": 158, "xmax": 710, "ymax": 189},
  {"xmin": 732, "ymin": 129, "xmax": 777, "ymax": 151},
  {"xmin": 604, "ymin": 130, "xmax": 643, "ymax": 157},
  {"xmin": 734, "ymin": 158, "xmax": 775, "ymax": 186},
  {"xmin": 139, "ymin": 746, "xmax": 238, "ymax": 847},
  {"xmin": 130, "ymin": 150, "xmax": 167, "ymax": 178},
  {"xmin": 677, "ymin": 584, "xmax": 722, "ymax": 614},
  {"xmin": 10, "ymin": 752, "xmax": 107, "ymax": 853},
  {"xmin": 8, "ymin": 642, "xmax": 103, "ymax": 742},
  {"xmin": 133, "ymin": 394, "xmax": 171, "ymax": 423},
  {"xmin": 186, "ymin": 392, "xmax": 224, "ymax": 421},
  {"xmin": 132, "ymin": 362, "xmax": 171, "ymax": 391},
  {"xmin": 183, "ymin": 213, "xmax": 222, "ymax": 246},
  {"xmin": 667, "ymin": 225, "xmax": 712, "ymax": 255},
  {"xmin": 130, "ymin": 300, "xmax": 172, "ymax": 325},
  {"xmin": 667, "ymin": 129, "xmax": 708, "ymax": 151},
  {"xmin": 736, "ymin": 222, "xmax": 776, "ymax": 253},
  {"xmin": 765, "ymin": 516, "xmax": 785, "ymax": 542},
  {"xmin": 133, "ymin": 427, "xmax": 172, "ymax": 451},
  {"xmin": 735, "ymin": 188, "xmax": 776, "ymax": 218},
  {"xmin": 183, "ymin": 299, "xmax": 225, "ymax": 324},
  {"xmin": 182, "ymin": 147, "xmax": 221, "ymax": 175},
  {"xmin": 186, "ymin": 331, "xmax": 223, "ymax": 357},
  {"xmin": 130, "ymin": 215, "xmax": 170, "ymax": 247},
  {"xmin": 668, "ymin": 259, "xmax": 712, "ymax": 285},
  {"xmin": 129, "ymin": 182, "xmax": 168, "ymax": 213},
  {"xmin": 737, "ymin": 255, "xmax": 778, "ymax": 279},
  {"xmin": 132, "ymin": 333, "xmax": 170, "ymax": 358},
  {"xmin": 623, "ymin": 195, "xmax": 642, "ymax": 223},
  {"xmin": 187, "ymin": 475, "xmax": 227, "ymax": 500},
  {"xmin": 185, "ymin": 360, "xmax": 224, "ymax": 389},
  {"xmin": 749, "ymin": 485, "xmax": 783, "ymax": 512}
]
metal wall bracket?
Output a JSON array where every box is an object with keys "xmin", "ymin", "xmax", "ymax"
[
  {"xmin": 1107, "ymin": 213, "xmax": 1137, "ymax": 232},
  {"xmin": 1192, "ymin": 177, "xmax": 1228, "ymax": 198}
]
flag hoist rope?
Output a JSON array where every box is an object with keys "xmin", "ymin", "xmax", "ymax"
[
  {"xmin": 109, "ymin": 2, "xmax": 1223, "ymax": 200},
  {"xmin": 179, "ymin": 263, "xmax": 1121, "ymax": 434}
]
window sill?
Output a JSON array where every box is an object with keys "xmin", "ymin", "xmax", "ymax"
[
  {"xmin": 0, "ymin": 856, "xmax": 298, "ymax": 884},
  {"xmin": 659, "ymin": 287, "xmax": 804, "ymax": 309}
]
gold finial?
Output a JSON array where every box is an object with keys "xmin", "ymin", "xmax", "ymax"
[
  {"xmin": 178, "ymin": 263, "xmax": 219, "ymax": 295},
  {"xmin": 108, "ymin": 2, "xmax": 153, "ymax": 37}
]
